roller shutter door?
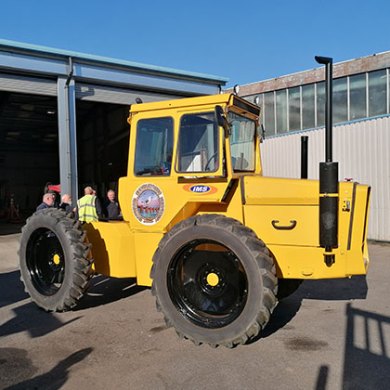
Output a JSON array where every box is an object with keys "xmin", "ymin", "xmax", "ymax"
[{"xmin": 0, "ymin": 73, "xmax": 57, "ymax": 96}]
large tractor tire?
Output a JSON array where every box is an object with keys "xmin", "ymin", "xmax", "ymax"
[
  {"xmin": 151, "ymin": 214, "xmax": 278, "ymax": 347},
  {"xmin": 19, "ymin": 208, "xmax": 93, "ymax": 312}
]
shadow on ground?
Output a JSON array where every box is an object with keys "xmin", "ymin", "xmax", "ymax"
[
  {"xmin": 0, "ymin": 300, "xmax": 81, "ymax": 339},
  {"xmin": 260, "ymin": 275, "xmax": 368, "ymax": 340},
  {"xmin": 0, "ymin": 272, "xmax": 147, "ymax": 339},
  {"xmin": 0, "ymin": 270, "xmax": 28, "ymax": 308},
  {"xmin": 315, "ymin": 304, "xmax": 390, "ymax": 390},
  {"xmin": 1, "ymin": 347, "xmax": 92, "ymax": 390},
  {"xmin": 75, "ymin": 275, "xmax": 147, "ymax": 311},
  {"xmin": 0, "ymin": 270, "xmax": 80, "ymax": 339}
]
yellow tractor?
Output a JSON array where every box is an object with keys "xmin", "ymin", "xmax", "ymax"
[{"xmin": 19, "ymin": 57, "xmax": 370, "ymax": 347}]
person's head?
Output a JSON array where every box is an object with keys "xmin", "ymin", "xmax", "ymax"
[
  {"xmin": 42, "ymin": 193, "xmax": 55, "ymax": 206},
  {"xmin": 62, "ymin": 194, "xmax": 72, "ymax": 204},
  {"xmin": 84, "ymin": 186, "xmax": 94, "ymax": 195},
  {"xmin": 107, "ymin": 189, "xmax": 116, "ymax": 202}
]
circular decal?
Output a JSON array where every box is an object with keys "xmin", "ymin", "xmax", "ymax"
[{"xmin": 132, "ymin": 183, "xmax": 165, "ymax": 225}]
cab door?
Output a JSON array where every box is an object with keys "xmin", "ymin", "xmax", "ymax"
[{"xmin": 119, "ymin": 109, "xmax": 227, "ymax": 232}]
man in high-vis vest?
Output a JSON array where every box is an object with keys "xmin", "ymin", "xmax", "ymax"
[{"xmin": 77, "ymin": 186, "xmax": 102, "ymax": 223}]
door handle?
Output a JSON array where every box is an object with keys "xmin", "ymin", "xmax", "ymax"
[{"xmin": 271, "ymin": 220, "xmax": 297, "ymax": 230}]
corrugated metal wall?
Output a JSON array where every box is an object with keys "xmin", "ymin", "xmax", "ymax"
[{"xmin": 260, "ymin": 116, "xmax": 390, "ymax": 241}]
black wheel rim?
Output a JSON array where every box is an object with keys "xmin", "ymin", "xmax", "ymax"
[
  {"xmin": 25, "ymin": 228, "xmax": 65, "ymax": 296},
  {"xmin": 167, "ymin": 239, "xmax": 248, "ymax": 329}
]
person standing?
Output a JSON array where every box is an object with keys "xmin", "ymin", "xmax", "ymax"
[
  {"xmin": 36, "ymin": 193, "xmax": 55, "ymax": 211},
  {"xmin": 76, "ymin": 186, "xmax": 102, "ymax": 223},
  {"xmin": 104, "ymin": 189, "xmax": 121, "ymax": 220},
  {"xmin": 59, "ymin": 194, "xmax": 73, "ymax": 214}
]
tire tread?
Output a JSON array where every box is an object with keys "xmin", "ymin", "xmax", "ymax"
[
  {"xmin": 151, "ymin": 213, "xmax": 277, "ymax": 348},
  {"xmin": 19, "ymin": 208, "xmax": 93, "ymax": 312}
]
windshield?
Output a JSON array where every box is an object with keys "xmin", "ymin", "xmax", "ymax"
[{"xmin": 228, "ymin": 112, "xmax": 256, "ymax": 171}]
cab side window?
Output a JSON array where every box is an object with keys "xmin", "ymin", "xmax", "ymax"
[
  {"xmin": 134, "ymin": 117, "xmax": 173, "ymax": 176},
  {"xmin": 177, "ymin": 112, "xmax": 219, "ymax": 173}
]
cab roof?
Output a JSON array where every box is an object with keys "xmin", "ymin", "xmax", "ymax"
[{"xmin": 129, "ymin": 93, "xmax": 260, "ymax": 116}]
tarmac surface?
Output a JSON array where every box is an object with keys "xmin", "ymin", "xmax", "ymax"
[{"xmin": 1, "ymin": 222, "xmax": 390, "ymax": 390}]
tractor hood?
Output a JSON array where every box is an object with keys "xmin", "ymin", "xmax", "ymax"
[
  {"xmin": 241, "ymin": 175, "xmax": 370, "ymax": 264},
  {"xmin": 242, "ymin": 176, "xmax": 319, "ymax": 206}
]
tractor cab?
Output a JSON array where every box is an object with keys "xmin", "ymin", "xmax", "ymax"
[
  {"xmin": 116, "ymin": 94, "xmax": 262, "ymax": 235},
  {"xmin": 127, "ymin": 93, "xmax": 262, "ymax": 182}
]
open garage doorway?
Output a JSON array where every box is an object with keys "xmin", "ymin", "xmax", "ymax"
[
  {"xmin": 76, "ymin": 100, "xmax": 130, "ymax": 204},
  {"xmin": 0, "ymin": 90, "xmax": 59, "ymax": 234}
]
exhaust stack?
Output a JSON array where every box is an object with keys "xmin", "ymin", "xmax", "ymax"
[
  {"xmin": 301, "ymin": 136, "xmax": 308, "ymax": 179},
  {"xmin": 315, "ymin": 56, "xmax": 338, "ymax": 266}
]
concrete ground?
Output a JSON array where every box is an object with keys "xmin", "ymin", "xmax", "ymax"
[{"xmin": 1, "ymin": 226, "xmax": 390, "ymax": 390}]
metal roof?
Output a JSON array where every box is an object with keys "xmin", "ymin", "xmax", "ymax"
[{"xmin": 0, "ymin": 38, "xmax": 228, "ymax": 84}]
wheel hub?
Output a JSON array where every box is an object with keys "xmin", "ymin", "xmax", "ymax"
[
  {"xmin": 206, "ymin": 272, "xmax": 219, "ymax": 287},
  {"xmin": 49, "ymin": 252, "xmax": 63, "ymax": 271},
  {"xmin": 52, "ymin": 253, "xmax": 61, "ymax": 265},
  {"xmin": 199, "ymin": 263, "xmax": 226, "ymax": 296}
]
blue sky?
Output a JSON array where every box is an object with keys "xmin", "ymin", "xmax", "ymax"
[{"xmin": 0, "ymin": 0, "xmax": 388, "ymax": 87}]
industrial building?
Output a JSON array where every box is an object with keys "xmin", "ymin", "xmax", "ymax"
[
  {"xmin": 0, "ymin": 39, "xmax": 227, "ymax": 223},
  {"xmin": 239, "ymin": 51, "xmax": 390, "ymax": 241}
]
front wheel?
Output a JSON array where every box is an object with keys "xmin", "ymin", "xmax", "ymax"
[
  {"xmin": 151, "ymin": 214, "xmax": 277, "ymax": 347},
  {"xmin": 19, "ymin": 208, "xmax": 92, "ymax": 311}
]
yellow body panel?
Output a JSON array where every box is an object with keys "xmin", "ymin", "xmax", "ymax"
[
  {"xmin": 85, "ymin": 221, "xmax": 136, "ymax": 278},
  {"xmin": 243, "ymin": 177, "xmax": 370, "ymax": 279},
  {"xmin": 133, "ymin": 232, "xmax": 163, "ymax": 286},
  {"xmin": 245, "ymin": 204, "xmax": 319, "ymax": 246},
  {"xmin": 83, "ymin": 93, "xmax": 370, "ymax": 286},
  {"xmin": 268, "ymin": 245, "xmax": 367, "ymax": 279},
  {"xmin": 118, "ymin": 177, "xmax": 234, "ymax": 232},
  {"xmin": 243, "ymin": 176, "xmax": 319, "ymax": 205}
]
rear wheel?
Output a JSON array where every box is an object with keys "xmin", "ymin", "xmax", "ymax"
[
  {"xmin": 151, "ymin": 214, "xmax": 277, "ymax": 347},
  {"xmin": 19, "ymin": 208, "xmax": 92, "ymax": 311}
]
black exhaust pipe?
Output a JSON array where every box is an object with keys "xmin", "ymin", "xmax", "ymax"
[
  {"xmin": 315, "ymin": 56, "xmax": 338, "ymax": 266},
  {"xmin": 301, "ymin": 136, "xmax": 308, "ymax": 179}
]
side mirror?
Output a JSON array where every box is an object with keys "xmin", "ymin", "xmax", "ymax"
[
  {"xmin": 215, "ymin": 105, "xmax": 230, "ymax": 136},
  {"xmin": 258, "ymin": 124, "xmax": 265, "ymax": 143}
]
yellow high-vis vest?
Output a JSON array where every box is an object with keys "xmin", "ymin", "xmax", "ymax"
[{"xmin": 77, "ymin": 194, "xmax": 98, "ymax": 222}]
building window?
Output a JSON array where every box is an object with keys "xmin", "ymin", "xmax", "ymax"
[
  {"xmin": 349, "ymin": 73, "xmax": 367, "ymax": 120},
  {"xmin": 263, "ymin": 92, "xmax": 275, "ymax": 135},
  {"xmin": 288, "ymin": 87, "xmax": 301, "ymax": 131},
  {"xmin": 333, "ymin": 77, "xmax": 348, "ymax": 123},
  {"xmin": 302, "ymin": 84, "xmax": 315, "ymax": 129},
  {"xmin": 276, "ymin": 90, "xmax": 287, "ymax": 134},
  {"xmin": 316, "ymin": 82, "xmax": 325, "ymax": 128},
  {"xmin": 368, "ymin": 70, "xmax": 387, "ymax": 117},
  {"xmin": 244, "ymin": 66, "xmax": 389, "ymax": 138}
]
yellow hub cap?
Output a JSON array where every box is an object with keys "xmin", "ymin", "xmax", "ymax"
[
  {"xmin": 52, "ymin": 254, "xmax": 61, "ymax": 265},
  {"xmin": 206, "ymin": 272, "xmax": 219, "ymax": 287}
]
